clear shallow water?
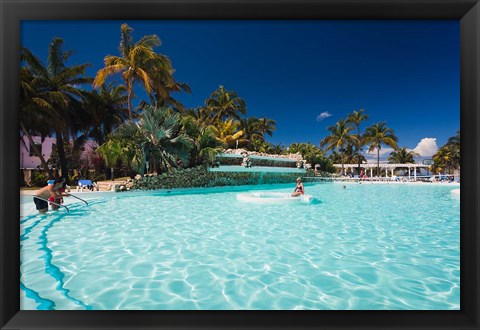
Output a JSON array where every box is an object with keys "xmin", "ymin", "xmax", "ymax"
[{"xmin": 20, "ymin": 182, "xmax": 460, "ymax": 310}]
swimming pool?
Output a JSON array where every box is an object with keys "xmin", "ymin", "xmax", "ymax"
[{"xmin": 20, "ymin": 182, "xmax": 460, "ymax": 310}]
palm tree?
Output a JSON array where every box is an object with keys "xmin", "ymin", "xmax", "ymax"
[
  {"xmin": 97, "ymin": 139, "xmax": 129, "ymax": 180},
  {"xmin": 257, "ymin": 117, "xmax": 276, "ymax": 141},
  {"xmin": 432, "ymin": 131, "xmax": 460, "ymax": 175},
  {"xmin": 320, "ymin": 119, "xmax": 356, "ymax": 175},
  {"xmin": 21, "ymin": 39, "xmax": 92, "ymax": 180},
  {"xmin": 288, "ymin": 143, "xmax": 303, "ymax": 155},
  {"xmin": 239, "ymin": 117, "xmax": 262, "ymax": 149},
  {"xmin": 210, "ymin": 119, "xmax": 245, "ymax": 149},
  {"xmin": 195, "ymin": 126, "xmax": 226, "ymax": 166},
  {"xmin": 265, "ymin": 143, "xmax": 287, "ymax": 155},
  {"xmin": 181, "ymin": 117, "xmax": 225, "ymax": 167},
  {"xmin": 288, "ymin": 142, "xmax": 328, "ymax": 166},
  {"xmin": 251, "ymin": 139, "xmax": 270, "ymax": 153},
  {"xmin": 432, "ymin": 146, "xmax": 452, "ymax": 174},
  {"xmin": 387, "ymin": 147, "xmax": 418, "ymax": 164},
  {"xmin": 346, "ymin": 109, "xmax": 368, "ymax": 174},
  {"xmin": 329, "ymin": 150, "xmax": 344, "ymax": 164},
  {"xmin": 388, "ymin": 147, "xmax": 419, "ymax": 175},
  {"xmin": 363, "ymin": 122, "xmax": 399, "ymax": 176},
  {"xmin": 205, "ymin": 85, "xmax": 247, "ymax": 122},
  {"xmin": 19, "ymin": 65, "xmax": 53, "ymax": 174},
  {"xmin": 447, "ymin": 129, "xmax": 460, "ymax": 146},
  {"xmin": 149, "ymin": 77, "xmax": 192, "ymax": 112},
  {"xmin": 113, "ymin": 105, "xmax": 193, "ymax": 174},
  {"xmin": 93, "ymin": 23, "xmax": 173, "ymax": 120},
  {"xmin": 186, "ymin": 106, "xmax": 215, "ymax": 127},
  {"xmin": 342, "ymin": 144, "xmax": 357, "ymax": 164},
  {"xmin": 84, "ymin": 82, "xmax": 129, "ymax": 146}
]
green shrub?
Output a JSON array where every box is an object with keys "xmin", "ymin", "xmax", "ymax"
[
  {"xmin": 69, "ymin": 173, "xmax": 80, "ymax": 185},
  {"xmin": 31, "ymin": 171, "xmax": 49, "ymax": 187},
  {"xmin": 89, "ymin": 173, "xmax": 106, "ymax": 182}
]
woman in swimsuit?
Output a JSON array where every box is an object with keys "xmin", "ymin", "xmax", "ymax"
[{"xmin": 292, "ymin": 177, "xmax": 304, "ymax": 197}]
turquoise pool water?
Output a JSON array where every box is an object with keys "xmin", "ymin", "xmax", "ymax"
[{"xmin": 20, "ymin": 182, "xmax": 460, "ymax": 310}]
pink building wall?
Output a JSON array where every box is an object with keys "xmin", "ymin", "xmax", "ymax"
[
  {"xmin": 20, "ymin": 136, "xmax": 55, "ymax": 169},
  {"xmin": 20, "ymin": 135, "xmax": 98, "ymax": 169}
]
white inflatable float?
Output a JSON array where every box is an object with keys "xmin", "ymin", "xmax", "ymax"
[{"xmin": 236, "ymin": 192, "xmax": 314, "ymax": 204}]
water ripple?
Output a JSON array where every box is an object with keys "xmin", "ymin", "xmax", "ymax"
[{"xmin": 20, "ymin": 184, "xmax": 460, "ymax": 310}]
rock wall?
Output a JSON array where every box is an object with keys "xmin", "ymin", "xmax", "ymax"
[{"xmin": 121, "ymin": 166, "xmax": 315, "ymax": 191}]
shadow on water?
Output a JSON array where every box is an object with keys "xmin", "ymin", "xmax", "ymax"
[{"xmin": 309, "ymin": 198, "xmax": 323, "ymax": 205}]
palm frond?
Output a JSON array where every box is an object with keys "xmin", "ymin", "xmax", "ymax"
[{"xmin": 93, "ymin": 65, "xmax": 126, "ymax": 88}]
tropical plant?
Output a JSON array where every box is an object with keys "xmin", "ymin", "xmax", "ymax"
[
  {"xmin": 97, "ymin": 138, "xmax": 132, "ymax": 180},
  {"xmin": 315, "ymin": 157, "xmax": 336, "ymax": 173},
  {"xmin": 48, "ymin": 141, "xmax": 81, "ymax": 177},
  {"xmin": 320, "ymin": 119, "xmax": 356, "ymax": 175},
  {"xmin": 342, "ymin": 144, "xmax": 358, "ymax": 164},
  {"xmin": 287, "ymin": 143, "xmax": 304, "ymax": 155},
  {"xmin": 238, "ymin": 117, "xmax": 262, "ymax": 149},
  {"xmin": 346, "ymin": 109, "xmax": 368, "ymax": 174},
  {"xmin": 19, "ymin": 64, "xmax": 52, "ymax": 174},
  {"xmin": 185, "ymin": 107, "xmax": 214, "ymax": 127},
  {"xmin": 447, "ymin": 129, "xmax": 460, "ymax": 146},
  {"xmin": 31, "ymin": 171, "xmax": 50, "ymax": 188},
  {"xmin": 328, "ymin": 150, "xmax": 344, "ymax": 164},
  {"xmin": 84, "ymin": 82, "xmax": 129, "ymax": 146},
  {"xmin": 148, "ymin": 77, "xmax": 191, "ymax": 112},
  {"xmin": 112, "ymin": 105, "xmax": 193, "ymax": 174},
  {"xmin": 21, "ymin": 39, "xmax": 93, "ymax": 181},
  {"xmin": 93, "ymin": 23, "xmax": 175, "ymax": 119},
  {"xmin": 210, "ymin": 119, "xmax": 245, "ymax": 149},
  {"xmin": 265, "ymin": 143, "xmax": 287, "ymax": 155},
  {"xmin": 387, "ymin": 147, "xmax": 419, "ymax": 175},
  {"xmin": 431, "ymin": 131, "xmax": 460, "ymax": 175},
  {"xmin": 181, "ymin": 115, "xmax": 225, "ymax": 167},
  {"xmin": 387, "ymin": 147, "xmax": 418, "ymax": 164},
  {"xmin": 363, "ymin": 121, "xmax": 399, "ymax": 176},
  {"xmin": 251, "ymin": 139, "xmax": 270, "ymax": 153},
  {"xmin": 205, "ymin": 85, "xmax": 247, "ymax": 122},
  {"xmin": 257, "ymin": 117, "xmax": 276, "ymax": 141},
  {"xmin": 192, "ymin": 126, "xmax": 225, "ymax": 166}
]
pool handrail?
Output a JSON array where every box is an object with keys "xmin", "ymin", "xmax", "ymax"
[
  {"xmin": 65, "ymin": 193, "xmax": 88, "ymax": 205},
  {"xmin": 34, "ymin": 196, "xmax": 70, "ymax": 212}
]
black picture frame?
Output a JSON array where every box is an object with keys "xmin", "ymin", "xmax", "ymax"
[{"xmin": 1, "ymin": 0, "xmax": 478, "ymax": 329}]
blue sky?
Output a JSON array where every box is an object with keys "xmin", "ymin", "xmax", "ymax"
[{"xmin": 21, "ymin": 20, "xmax": 459, "ymax": 160}]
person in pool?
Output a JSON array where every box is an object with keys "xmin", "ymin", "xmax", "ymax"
[
  {"xmin": 33, "ymin": 178, "xmax": 65, "ymax": 213},
  {"xmin": 50, "ymin": 179, "xmax": 69, "ymax": 210},
  {"xmin": 292, "ymin": 177, "xmax": 304, "ymax": 197}
]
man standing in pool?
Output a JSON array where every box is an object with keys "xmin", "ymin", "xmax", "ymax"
[
  {"xmin": 50, "ymin": 179, "xmax": 70, "ymax": 211},
  {"xmin": 33, "ymin": 178, "xmax": 65, "ymax": 213},
  {"xmin": 292, "ymin": 177, "xmax": 304, "ymax": 197}
]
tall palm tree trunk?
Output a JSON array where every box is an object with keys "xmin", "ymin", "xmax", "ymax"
[
  {"xmin": 126, "ymin": 76, "xmax": 135, "ymax": 120},
  {"xmin": 55, "ymin": 130, "xmax": 69, "ymax": 181},
  {"xmin": 357, "ymin": 152, "xmax": 362, "ymax": 175},
  {"xmin": 357, "ymin": 128, "xmax": 362, "ymax": 175},
  {"xmin": 127, "ymin": 86, "xmax": 133, "ymax": 120},
  {"xmin": 377, "ymin": 148, "xmax": 380, "ymax": 176},
  {"xmin": 20, "ymin": 120, "xmax": 51, "ymax": 175}
]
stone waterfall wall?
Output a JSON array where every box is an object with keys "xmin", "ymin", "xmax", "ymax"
[{"xmin": 120, "ymin": 166, "xmax": 315, "ymax": 191}]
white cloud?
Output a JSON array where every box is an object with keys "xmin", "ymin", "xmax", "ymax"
[
  {"xmin": 413, "ymin": 138, "xmax": 438, "ymax": 157},
  {"xmin": 316, "ymin": 111, "xmax": 332, "ymax": 121},
  {"xmin": 365, "ymin": 147, "xmax": 394, "ymax": 161}
]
